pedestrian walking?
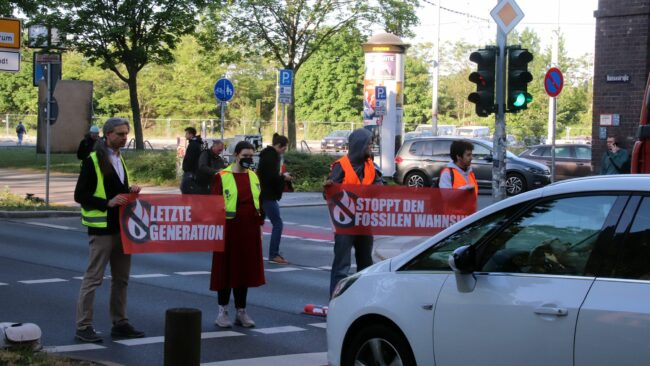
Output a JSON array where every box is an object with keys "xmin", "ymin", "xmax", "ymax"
[
  {"xmin": 196, "ymin": 139, "xmax": 226, "ymax": 194},
  {"xmin": 325, "ymin": 128, "xmax": 383, "ymax": 297},
  {"xmin": 73, "ymin": 117, "xmax": 145, "ymax": 343},
  {"xmin": 210, "ymin": 141, "xmax": 265, "ymax": 328},
  {"xmin": 438, "ymin": 139, "xmax": 478, "ymax": 200},
  {"xmin": 77, "ymin": 125, "xmax": 101, "ymax": 161},
  {"xmin": 180, "ymin": 127, "xmax": 203, "ymax": 194},
  {"xmin": 600, "ymin": 136, "xmax": 631, "ymax": 175},
  {"xmin": 15, "ymin": 122, "xmax": 26, "ymax": 146},
  {"xmin": 257, "ymin": 133, "xmax": 293, "ymax": 265}
]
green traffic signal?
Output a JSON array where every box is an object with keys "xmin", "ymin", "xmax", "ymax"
[
  {"xmin": 507, "ymin": 46, "xmax": 533, "ymax": 113},
  {"xmin": 513, "ymin": 93, "xmax": 526, "ymax": 107}
]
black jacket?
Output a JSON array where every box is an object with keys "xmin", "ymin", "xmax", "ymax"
[
  {"xmin": 77, "ymin": 135, "xmax": 96, "ymax": 161},
  {"xmin": 182, "ymin": 137, "xmax": 204, "ymax": 174},
  {"xmin": 197, "ymin": 149, "xmax": 226, "ymax": 189},
  {"xmin": 257, "ymin": 146, "xmax": 285, "ymax": 201},
  {"xmin": 74, "ymin": 155, "xmax": 130, "ymax": 235}
]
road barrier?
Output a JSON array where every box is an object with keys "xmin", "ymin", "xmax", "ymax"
[{"xmin": 164, "ymin": 307, "xmax": 201, "ymax": 366}]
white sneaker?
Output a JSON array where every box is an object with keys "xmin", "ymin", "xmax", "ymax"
[
  {"xmin": 235, "ymin": 308, "xmax": 255, "ymax": 328},
  {"xmin": 215, "ymin": 305, "xmax": 232, "ymax": 328}
]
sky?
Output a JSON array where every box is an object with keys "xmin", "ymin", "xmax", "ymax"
[{"xmin": 404, "ymin": 0, "xmax": 599, "ymax": 59}]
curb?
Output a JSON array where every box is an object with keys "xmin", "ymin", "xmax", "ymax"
[{"xmin": 0, "ymin": 210, "xmax": 80, "ymax": 219}]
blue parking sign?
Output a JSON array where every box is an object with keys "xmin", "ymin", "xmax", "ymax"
[
  {"xmin": 279, "ymin": 69, "xmax": 293, "ymax": 87},
  {"xmin": 214, "ymin": 78, "xmax": 235, "ymax": 102}
]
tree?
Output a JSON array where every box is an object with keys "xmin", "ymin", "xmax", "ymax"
[
  {"xmin": 40, "ymin": 0, "xmax": 206, "ymax": 149},
  {"xmin": 204, "ymin": 0, "xmax": 419, "ymax": 148}
]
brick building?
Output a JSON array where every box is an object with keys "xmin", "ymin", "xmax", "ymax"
[{"xmin": 592, "ymin": 0, "xmax": 650, "ymax": 172}]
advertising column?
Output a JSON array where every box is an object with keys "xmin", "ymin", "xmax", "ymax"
[{"xmin": 362, "ymin": 33, "xmax": 409, "ymax": 177}]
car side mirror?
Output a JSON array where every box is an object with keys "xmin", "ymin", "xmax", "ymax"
[{"xmin": 448, "ymin": 245, "xmax": 477, "ymax": 293}]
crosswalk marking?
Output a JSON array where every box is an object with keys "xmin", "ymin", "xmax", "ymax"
[
  {"xmin": 309, "ymin": 323, "xmax": 327, "ymax": 329},
  {"xmin": 251, "ymin": 326, "xmax": 306, "ymax": 335},
  {"xmin": 175, "ymin": 271, "xmax": 211, "ymax": 276},
  {"xmin": 303, "ymin": 238, "xmax": 332, "ymax": 243},
  {"xmin": 44, "ymin": 344, "xmax": 106, "ymax": 353},
  {"xmin": 130, "ymin": 274, "xmax": 169, "ymax": 278},
  {"xmin": 0, "ymin": 282, "xmax": 8, "ymax": 286},
  {"xmin": 201, "ymin": 331, "xmax": 246, "ymax": 339},
  {"xmin": 19, "ymin": 278, "xmax": 68, "ymax": 284},
  {"xmin": 299, "ymin": 225, "xmax": 328, "ymax": 230},
  {"xmin": 114, "ymin": 331, "xmax": 245, "ymax": 346},
  {"xmin": 73, "ymin": 276, "xmax": 111, "ymax": 280},
  {"xmin": 201, "ymin": 352, "xmax": 327, "ymax": 366},
  {"xmin": 265, "ymin": 267, "xmax": 302, "ymax": 273},
  {"xmin": 24, "ymin": 221, "xmax": 76, "ymax": 230}
]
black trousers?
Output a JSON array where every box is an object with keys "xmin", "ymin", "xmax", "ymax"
[
  {"xmin": 218, "ymin": 288, "xmax": 248, "ymax": 308},
  {"xmin": 330, "ymin": 234, "xmax": 373, "ymax": 297}
]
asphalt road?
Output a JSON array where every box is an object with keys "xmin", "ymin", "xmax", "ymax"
[{"xmin": 0, "ymin": 206, "xmax": 337, "ymax": 366}]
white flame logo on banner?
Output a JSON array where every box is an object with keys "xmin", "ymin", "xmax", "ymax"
[
  {"xmin": 127, "ymin": 199, "xmax": 150, "ymax": 240},
  {"xmin": 331, "ymin": 191, "xmax": 356, "ymax": 226}
]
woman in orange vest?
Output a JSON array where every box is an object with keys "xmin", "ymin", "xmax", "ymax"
[
  {"xmin": 439, "ymin": 140, "xmax": 478, "ymax": 199},
  {"xmin": 324, "ymin": 128, "xmax": 384, "ymax": 297}
]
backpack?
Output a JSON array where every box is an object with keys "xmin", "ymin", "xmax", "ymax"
[{"xmin": 15, "ymin": 125, "xmax": 24, "ymax": 133}]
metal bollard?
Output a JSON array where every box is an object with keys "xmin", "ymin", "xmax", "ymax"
[{"xmin": 164, "ymin": 308, "xmax": 202, "ymax": 366}]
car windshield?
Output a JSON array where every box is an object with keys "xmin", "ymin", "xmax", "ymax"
[
  {"xmin": 328, "ymin": 131, "xmax": 349, "ymax": 138},
  {"xmin": 476, "ymin": 140, "xmax": 516, "ymax": 158}
]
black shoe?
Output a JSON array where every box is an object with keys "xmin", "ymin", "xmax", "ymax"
[
  {"xmin": 76, "ymin": 327, "xmax": 102, "ymax": 343},
  {"xmin": 111, "ymin": 323, "xmax": 145, "ymax": 338}
]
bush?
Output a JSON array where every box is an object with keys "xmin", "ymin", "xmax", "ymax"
[
  {"xmin": 283, "ymin": 151, "xmax": 338, "ymax": 192},
  {"xmin": 123, "ymin": 150, "xmax": 177, "ymax": 186},
  {"xmin": 0, "ymin": 189, "xmax": 74, "ymax": 210}
]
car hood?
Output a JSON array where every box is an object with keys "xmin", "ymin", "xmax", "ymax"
[{"xmin": 508, "ymin": 155, "xmax": 548, "ymax": 170}]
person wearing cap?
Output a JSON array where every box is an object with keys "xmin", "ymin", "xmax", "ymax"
[
  {"xmin": 196, "ymin": 139, "xmax": 226, "ymax": 194},
  {"xmin": 77, "ymin": 125, "xmax": 101, "ymax": 161},
  {"xmin": 324, "ymin": 128, "xmax": 383, "ymax": 297}
]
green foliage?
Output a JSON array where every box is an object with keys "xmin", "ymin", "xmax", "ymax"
[
  {"xmin": 374, "ymin": 0, "xmax": 421, "ymax": 38},
  {"xmin": 123, "ymin": 150, "xmax": 177, "ymax": 185},
  {"xmin": 0, "ymin": 48, "xmax": 39, "ymax": 114},
  {"xmin": 0, "ymin": 348, "xmax": 101, "ymax": 365},
  {"xmin": 283, "ymin": 151, "xmax": 338, "ymax": 191},
  {"xmin": 0, "ymin": 188, "xmax": 73, "ymax": 210},
  {"xmin": 403, "ymin": 50, "xmax": 432, "ymax": 129}
]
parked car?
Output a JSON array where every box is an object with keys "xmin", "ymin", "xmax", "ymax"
[
  {"xmin": 327, "ymin": 175, "xmax": 650, "ymax": 366},
  {"xmin": 455, "ymin": 125, "xmax": 490, "ymax": 138},
  {"xmin": 414, "ymin": 124, "xmax": 456, "ymax": 136},
  {"xmin": 321, "ymin": 130, "xmax": 351, "ymax": 152},
  {"xmin": 519, "ymin": 144, "xmax": 592, "ymax": 180},
  {"xmin": 393, "ymin": 137, "xmax": 550, "ymax": 195}
]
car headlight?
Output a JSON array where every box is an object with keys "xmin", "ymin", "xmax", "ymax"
[
  {"xmin": 331, "ymin": 273, "xmax": 361, "ymax": 299},
  {"xmin": 527, "ymin": 167, "xmax": 549, "ymax": 175}
]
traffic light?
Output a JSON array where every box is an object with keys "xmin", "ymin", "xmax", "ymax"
[
  {"xmin": 468, "ymin": 47, "xmax": 496, "ymax": 117},
  {"xmin": 507, "ymin": 46, "xmax": 533, "ymax": 112}
]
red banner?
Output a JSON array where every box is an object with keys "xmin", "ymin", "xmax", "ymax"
[
  {"xmin": 119, "ymin": 194, "xmax": 225, "ymax": 254},
  {"xmin": 325, "ymin": 184, "xmax": 476, "ymax": 236}
]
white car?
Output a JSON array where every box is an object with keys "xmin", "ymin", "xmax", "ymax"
[{"xmin": 327, "ymin": 175, "xmax": 650, "ymax": 366}]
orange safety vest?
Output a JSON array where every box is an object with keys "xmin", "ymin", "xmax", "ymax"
[
  {"xmin": 441, "ymin": 167, "xmax": 478, "ymax": 198},
  {"xmin": 335, "ymin": 155, "xmax": 376, "ymax": 185}
]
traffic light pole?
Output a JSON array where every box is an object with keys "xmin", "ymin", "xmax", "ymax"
[{"xmin": 493, "ymin": 29, "xmax": 507, "ymax": 201}]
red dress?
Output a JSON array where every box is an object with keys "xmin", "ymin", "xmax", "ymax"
[{"xmin": 209, "ymin": 172, "xmax": 266, "ymax": 291}]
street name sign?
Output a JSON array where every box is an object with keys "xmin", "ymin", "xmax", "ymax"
[
  {"xmin": 375, "ymin": 86, "xmax": 387, "ymax": 116},
  {"xmin": 0, "ymin": 50, "xmax": 20, "ymax": 72},
  {"xmin": 214, "ymin": 78, "xmax": 235, "ymax": 103},
  {"xmin": 0, "ymin": 18, "xmax": 21, "ymax": 49},
  {"xmin": 544, "ymin": 67, "xmax": 564, "ymax": 97},
  {"xmin": 490, "ymin": 0, "xmax": 524, "ymax": 35}
]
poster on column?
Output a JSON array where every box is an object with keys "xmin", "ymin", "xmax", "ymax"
[
  {"xmin": 119, "ymin": 194, "xmax": 225, "ymax": 254},
  {"xmin": 363, "ymin": 53, "xmax": 397, "ymax": 126},
  {"xmin": 325, "ymin": 184, "xmax": 476, "ymax": 236}
]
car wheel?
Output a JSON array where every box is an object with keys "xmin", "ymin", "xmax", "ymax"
[
  {"xmin": 506, "ymin": 172, "xmax": 526, "ymax": 196},
  {"xmin": 343, "ymin": 323, "xmax": 416, "ymax": 366},
  {"xmin": 405, "ymin": 171, "xmax": 428, "ymax": 187}
]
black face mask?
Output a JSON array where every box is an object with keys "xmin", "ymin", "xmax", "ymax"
[{"xmin": 239, "ymin": 157, "xmax": 254, "ymax": 169}]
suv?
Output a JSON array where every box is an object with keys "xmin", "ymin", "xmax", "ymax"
[
  {"xmin": 519, "ymin": 144, "xmax": 592, "ymax": 180},
  {"xmin": 393, "ymin": 137, "xmax": 551, "ymax": 195}
]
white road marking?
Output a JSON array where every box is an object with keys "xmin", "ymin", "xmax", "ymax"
[
  {"xmin": 282, "ymin": 235, "xmax": 301, "ymax": 239},
  {"xmin": 115, "ymin": 331, "xmax": 245, "ymax": 346},
  {"xmin": 302, "ymin": 267, "xmax": 322, "ymax": 271},
  {"xmin": 201, "ymin": 352, "xmax": 327, "ymax": 366},
  {"xmin": 0, "ymin": 282, "xmax": 8, "ymax": 286},
  {"xmin": 303, "ymin": 238, "xmax": 331, "ymax": 243},
  {"xmin": 318, "ymin": 266, "xmax": 332, "ymax": 270},
  {"xmin": 299, "ymin": 225, "xmax": 324, "ymax": 229},
  {"xmin": 24, "ymin": 221, "xmax": 76, "ymax": 230},
  {"xmin": 44, "ymin": 344, "xmax": 106, "ymax": 353},
  {"xmin": 309, "ymin": 323, "xmax": 327, "ymax": 329},
  {"xmin": 19, "ymin": 278, "xmax": 68, "ymax": 284},
  {"xmin": 265, "ymin": 267, "xmax": 301, "ymax": 273},
  {"xmin": 251, "ymin": 326, "xmax": 306, "ymax": 335},
  {"xmin": 175, "ymin": 271, "xmax": 211, "ymax": 276},
  {"xmin": 130, "ymin": 274, "xmax": 169, "ymax": 278},
  {"xmin": 73, "ymin": 276, "xmax": 111, "ymax": 280},
  {"xmin": 283, "ymin": 221, "xmax": 298, "ymax": 225}
]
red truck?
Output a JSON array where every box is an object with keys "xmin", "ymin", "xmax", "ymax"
[{"xmin": 631, "ymin": 73, "xmax": 650, "ymax": 173}]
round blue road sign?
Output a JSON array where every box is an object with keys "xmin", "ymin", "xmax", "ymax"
[
  {"xmin": 544, "ymin": 67, "xmax": 564, "ymax": 97},
  {"xmin": 214, "ymin": 78, "xmax": 235, "ymax": 102}
]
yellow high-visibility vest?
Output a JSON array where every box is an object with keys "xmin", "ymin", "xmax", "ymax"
[
  {"xmin": 218, "ymin": 165, "xmax": 261, "ymax": 219},
  {"xmin": 80, "ymin": 151, "xmax": 129, "ymax": 228}
]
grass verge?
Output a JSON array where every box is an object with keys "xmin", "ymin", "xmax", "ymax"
[
  {"xmin": 0, "ymin": 347, "xmax": 103, "ymax": 365},
  {"xmin": 0, "ymin": 189, "xmax": 77, "ymax": 211}
]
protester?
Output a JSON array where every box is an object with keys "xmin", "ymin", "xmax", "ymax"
[
  {"xmin": 325, "ymin": 128, "xmax": 383, "ymax": 297},
  {"xmin": 77, "ymin": 125, "xmax": 101, "ymax": 161},
  {"xmin": 180, "ymin": 127, "xmax": 203, "ymax": 194},
  {"xmin": 210, "ymin": 141, "xmax": 265, "ymax": 328},
  {"xmin": 73, "ymin": 117, "xmax": 145, "ymax": 343},
  {"xmin": 257, "ymin": 133, "xmax": 293, "ymax": 265},
  {"xmin": 196, "ymin": 139, "xmax": 226, "ymax": 194},
  {"xmin": 438, "ymin": 140, "xmax": 478, "ymax": 198},
  {"xmin": 600, "ymin": 136, "xmax": 631, "ymax": 174},
  {"xmin": 15, "ymin": 121, "xmax": 26, "ymax": 146}
]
